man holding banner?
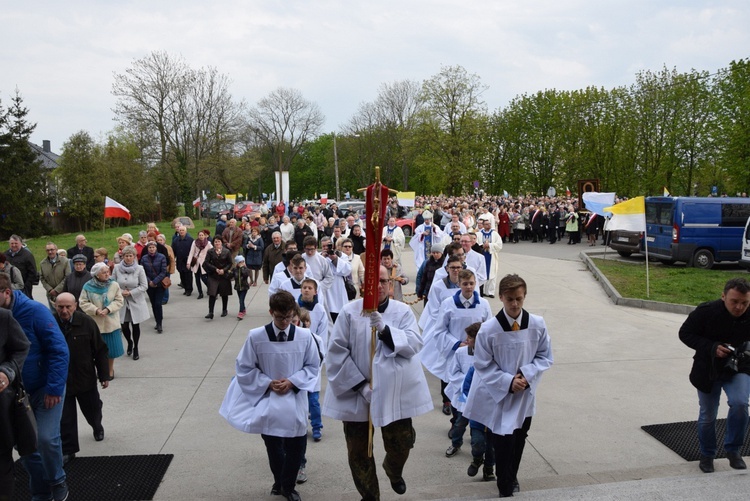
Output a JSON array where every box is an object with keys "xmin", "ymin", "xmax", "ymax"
[{"xmin": 322, "ymin": 175, "xmax": 432, "ymax": 500}]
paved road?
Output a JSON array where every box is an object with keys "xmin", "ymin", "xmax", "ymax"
[{"xmin": 25, "ymin": 241, "xmax": 750, "ymax": 500}]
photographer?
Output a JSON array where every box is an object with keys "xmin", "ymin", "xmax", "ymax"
[{"xmin": 679, "ymin": 277, "xmax": 750, "ymax": 473}]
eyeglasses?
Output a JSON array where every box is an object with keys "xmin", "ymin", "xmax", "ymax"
[
  {"xmin": 342, "ymin": 245, "xmax": 352, "ymax": 248},
  {"xmin": 272, "ymin": 313, "xmax": 295, "ymax": 322},
  {"xmin": 447, "ymin": 266, "xmax": 463, "ymax": 271}
]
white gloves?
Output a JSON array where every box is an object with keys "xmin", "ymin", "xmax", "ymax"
[
  {"xmin": 359, "ymin": 385, "xmax": 372, "ymax": 403},
  {"xmin": 370, "ymin": 312, "xmax": 386, "ymax": 333}
]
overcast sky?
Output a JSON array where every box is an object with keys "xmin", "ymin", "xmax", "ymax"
[{"xmin": 3, "ymin": 1, "xmax": 749, "ymax": 153}]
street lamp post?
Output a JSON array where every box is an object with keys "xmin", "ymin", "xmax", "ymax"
[{"xmin": 333, "ymin": 132, "xmax": 340, "ymax": 202}]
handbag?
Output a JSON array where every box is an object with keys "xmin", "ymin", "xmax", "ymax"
[
  {"xmin": 161, "ymin": 276, "xmax": 172, "ymax": 288},
  {"xmin": 11, "ymin": 363, "xmax": 38, "ymax": 457},
  {"xmin": 190, "ymin": 256, "xmax": 198, "ymax": 269},
  {"xmin": 344, "ymin": 277, "xmax": 357, "ymax": 301}
]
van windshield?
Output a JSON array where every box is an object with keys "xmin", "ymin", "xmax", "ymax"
[{"xmin": 646, "ymin": 202, "xmax": 674, "ymax": 226}]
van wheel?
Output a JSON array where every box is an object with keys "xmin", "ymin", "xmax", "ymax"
[
  {"xmin": 617, "ymin": 251, "xmax": 632, "ymax": 257},
  {"xmin": 693, "ymin": 249, "xmax": 715, "ymax": 269}
]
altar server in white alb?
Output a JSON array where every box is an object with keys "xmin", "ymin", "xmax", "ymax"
[
  {"xmin": 323, "ymin": 265, "xmax": 432, "ymax": 500},
  {"xmin": 463, "ymin": 274, "xmax": 552, "ymax": 498},
  {"xmin": 476, "ymin": 219, "xmax": 503, "ymax": 297},
  {"xmin": 219, "ymin": 291, "xmax": 320, "ymax": 501},
  {"xmin": 409, "ymin": 210, "xmax": 443, "ymax": 270},
  {"xmin": 421, "ymin": 269, "xmax": 492, "ymax": 428}
]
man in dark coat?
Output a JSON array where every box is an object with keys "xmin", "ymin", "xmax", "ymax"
[
  {"xmin": 172, "ymin": 225, "xmax": 195, "ymax": 296},
  {"xmin": 54, "ymin": 293, "xmax": 109, "ymax": 464},
  {"xmin": 5, "ymin": 235, "xmax": 37, "ymax": 298},
  {"xmin": 262, "ymin": 232, "xmax": 286, "ymax": 284},
  {"xmin": 548, "ymin": 206, "xmax": 561, "ymax": 244},
  {"xmin": 679, "ymin": 277, "xmax": 750, "ymax": 473},
  {"xmin": 66, "ymin": 234, "xmax": 95, "ymax": 271}
]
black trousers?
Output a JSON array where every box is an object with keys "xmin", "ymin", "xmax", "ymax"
[
  {"xmin": 343, "ymin": 419, "xmax": 415, "ymax": 501},
  {"xmin": 179, "ymin": 269, "xmax": 193, "ymax": 293},
  {"xmin": 0, "ymin": 445, "xmax": 14, "ymax": 501},
  {"xmin": 261, "ymin": 434, "xmax": 306, "ymax": 495},
  {"xmin": 61, "ymin": 388, "xmax": 103, "ymax": 455},
  {"xmin": 491, "ymin": 416, "xmax": 532, "ymax": 497}
]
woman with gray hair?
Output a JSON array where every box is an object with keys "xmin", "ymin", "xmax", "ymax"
[
  {"xmin": 80, "ymin": 262, "xmax": 125, "ymax": 379},
  {"xmin": 112, "ymin": 246, "xmax": 150, "ymax": 360}
]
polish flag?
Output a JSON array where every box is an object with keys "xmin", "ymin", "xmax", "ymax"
[{"xmin": 104, "ymin": 197, "xmax": 131, "ymax": 220}]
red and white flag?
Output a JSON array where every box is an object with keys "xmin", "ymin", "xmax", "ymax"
[
  {"xmin": 104, "ymin": 197, "xmax": 131, "ymax": 220},
  {"xmin": 192, "ymin": 197, "xmax": 201, "ymax": 208}
]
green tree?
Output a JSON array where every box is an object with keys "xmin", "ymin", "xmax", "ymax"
[
  {"xmin": 0, "ymin": 90, "xmax": 49, "ymax": 238},
  {"xmin": 715, "ymin": 58, "xmax": 750, "ymax": 194},
  {"xmin": 55, "ymin": 131, "xmax": 111, "ymax": 231}
]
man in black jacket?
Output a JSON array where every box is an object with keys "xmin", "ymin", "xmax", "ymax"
[
  {"xmin": 5, "ymin": 235, "xmax": 36, "ymax": 298},
  {"xmin": 54, "ymin": 293, "xmax": 109, "ymax": 464},
  {"xmin": 679, "ymin": 277, "xmax": 750, "ymax": 473}
]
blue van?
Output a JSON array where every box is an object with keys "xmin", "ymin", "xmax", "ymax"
[{"xmin": 644, "ymin": 196, "xmax": 750, "ymax": 269}]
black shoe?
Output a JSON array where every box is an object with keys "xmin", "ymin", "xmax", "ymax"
[
  {"xmin": 126, "ymin": 341, "xmax": 133, "ymax": 356},
  {"xmin": 221, "ymin": 310, "xmax": 228, "ymax": 317},
  {"xmin": 390, "ymin": 478, "xmax": 406, "ymax": 495},
  {"xmin": 282, "ymin": 489, "xmax": 301, "ymax": 501},
  {"xmin": 442, "ymin": 402, "xmax": 451, "ymax": 415},
  {"xmin": 197, "ymin": 293, "xmax": 203, "ymax": 299},
  {"xmin": 157, "ymin": 324, "xmax": 163, "ymax": 333},
  {"xmin": 94, "ymin": 428, "xmax": 104, "ymax": 441},
  {"xmin": 467, "ymin": 458, "xmax": 482, "ymax": 477},
  {"xmin": 132, "ymin": 347, "xmax": 139, "ymax": 360},
  {"xmin": 205, "ymin": 313, "xmax": 214, "ymax": 319},
  {"xmin": 699, "ymin": 455, "xmax": 714, "ymax": 473},
  {"xmin": 62, "ymin": 453, "xmax": 75, "ymax": 465},
  {"xmin": 270, "ymin": 484, "xmax": 282, "ymax": 495},
  {"xmin": 185, "ymin": 292, "xmax": 192, "ymax": 297},
  {"xmin": 182, "ymin": 291, "xmax": 188, "ymax": 295},
  {"xmin": 512, "ymin": 479, "xmax": 520, "ymax": 493},
  {"xmin": 727, "ymin": 451, "xmax": 746, "ymax": 470}
]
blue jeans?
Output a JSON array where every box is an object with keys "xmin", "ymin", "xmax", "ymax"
[
  {"xmin": 470, "ymin": 426, "xmax": 495, "ymax": 466},
  {"xmin": 450, "ymin": 410, "xmax": 468, "ymax": 447},
  {"xmin": 20, "ymin": 387, "xmax": 66, "ymax": 501},
  {"xmin": 308, "ymin": 391, "xmax": 322, "ymax": 431},
  {"xmin": 237, "ymin": 289, "xmax": 247, "ymax": 313},
  {"xmin": 697, "ymin": 373, "xmax": 750, "ymax": 457}
]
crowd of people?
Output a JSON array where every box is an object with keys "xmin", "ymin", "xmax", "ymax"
[{"xmin": 2, "ymin": 190, "xmax": 747, "ymax": 501}]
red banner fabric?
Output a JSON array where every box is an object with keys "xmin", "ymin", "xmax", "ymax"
[{"xmin": 362, "ymin": 183, "xmax": 390, "ymax": 312}]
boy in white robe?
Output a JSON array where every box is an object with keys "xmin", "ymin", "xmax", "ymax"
[
  {"xmin": 323, "ymin": 266, "xmax": 432, "ymax": 500},
  {"xmin": 463, "ymin": 274, "xmax": 553, "ymax": 498},
  {"xmin": 422, "ymin": 270, "xmax": 491, "ymax": 457},
  {"xmin": 278, "ymin": 255, "xmax": 309, "ymax": 300},
  {"xmin": 219, "ymin": 291, "xmax": 320, "ymax": 501}
]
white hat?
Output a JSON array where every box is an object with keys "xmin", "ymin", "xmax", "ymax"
[{"xmin": 422, "ymin": 210, "xmax": 433, "ymax": 220}]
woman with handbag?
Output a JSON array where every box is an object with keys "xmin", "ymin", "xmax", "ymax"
[
  {"xmin": 79, "ymin": 262, "xmax": 124, "ymax": 381},
  {"xmin": 188, "ymin": 229, "xmax": 212, "ymax": 300},
  {"xmin": 202, "ymin": 236, "xmax": 233, "ymax": 319},
  {"xmin": 140, "ymin": 241, "xmax": 168, "ymax": 334},
  {"xmin": 112, "ymin": 246, "xmax": 150, "ymax": 360},
  {"xmin": 0, "ymin": 308, "xmax": 31, "ymax": 499}
]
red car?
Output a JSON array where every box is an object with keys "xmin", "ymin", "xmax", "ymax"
[
  {"xmin": 396, "ymin": 211, "xmax": 416, "ymax": 237},
  {"xmin": 233, "ymin": 202, "xmax": 263, "ymax": 220}
]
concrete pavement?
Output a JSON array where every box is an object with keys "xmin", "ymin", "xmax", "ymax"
[{"xmin": 26, "ymin": 240, "xmax": 750, "ymax": 500}]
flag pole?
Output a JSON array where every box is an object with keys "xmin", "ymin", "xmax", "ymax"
[{"xmin": 644, "ymin": 225, "xmax": 650, "ymax": 298}]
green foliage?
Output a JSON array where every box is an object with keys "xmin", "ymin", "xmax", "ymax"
[{"xmin": 0, "ymin": 90, "xmax": 49, "ymax": 239}]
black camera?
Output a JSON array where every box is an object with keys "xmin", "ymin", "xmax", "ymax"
[{"xmin": 721, "ymin": 342, "xmax": 750, "ymax": 376}]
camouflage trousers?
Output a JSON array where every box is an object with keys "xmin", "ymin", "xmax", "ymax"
[{"xmin": 343, "ymin": 419, "xmax": 416, "ymax": 501}]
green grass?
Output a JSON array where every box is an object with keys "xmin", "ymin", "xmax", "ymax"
[
  {"xmin": 592, "ymin": 258, "xmax": 745, "ymax": 306},
  {"xmin": 23, "ymin": 221, "xmax": 177, "ymax": 265}
]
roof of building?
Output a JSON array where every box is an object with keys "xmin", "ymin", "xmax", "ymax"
[{"xmin": 29, "ymin": 141, "xmax": 60, "ymax": 170}]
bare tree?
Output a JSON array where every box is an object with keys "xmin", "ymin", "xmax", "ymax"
[
  {"xmin": 247, "ymin": 87, "xmax": 325, "ymax": 203},
  {"xmin": 112, "ymin": 51, "xmax": 244, "ymax": 209}
]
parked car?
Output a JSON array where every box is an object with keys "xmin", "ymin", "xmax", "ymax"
[
  {"xmin": 644, "ymin": 196, "xmax": 750, "ymax": 268},
  {"xmin": 338, "ymin": 200, "xmax": 365, "ymax": 217},
  {"xmin": 233, "ymin": 202, "xmax": 263, "ymax": 220},
  {"xmin": 201, "ymin": 201, "xmax": 235, "ymax": 219},
  {"xmin": 608, "ymin": 230, "xmax": 642, "ymax": 257},
  {"xmin": 396, "ymin": 211, "xmax": 417, "ymax": 237},
  {"xmin": 740, "ymin": 216, "xmax": 750, "ymax": 271}
]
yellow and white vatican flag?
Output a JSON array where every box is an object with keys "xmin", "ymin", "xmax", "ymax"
[
  {"xmin": 603, "ymin": 196, "xmax": 646, "ymax": 232},
  {"xmin": 604, "ymin": 196, "xmax": 650, "ymax": 297}
]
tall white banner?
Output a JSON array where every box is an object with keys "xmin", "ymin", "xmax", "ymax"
[{"xmin": 274, "ymin": 171, "xmax": 290, "ymax": 205}]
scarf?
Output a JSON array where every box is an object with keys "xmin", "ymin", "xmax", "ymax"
[
  {"xmin": 82, "ymin": 277, "xmax": 114, "ymax": 309},
  {"xmin": 453, "ymin": 290, "xmax": 480, "ymax": 309},
  {"xmin": 195, "ymin": 238, "xmax": 208, "ymax": 251},
  {"xmin": 116, "ymin": 259, "xmax": 138, "ymax": 275},
  {"xmin": 298, "ymin": 294, "xmax": 319, "ymax": 311}
]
